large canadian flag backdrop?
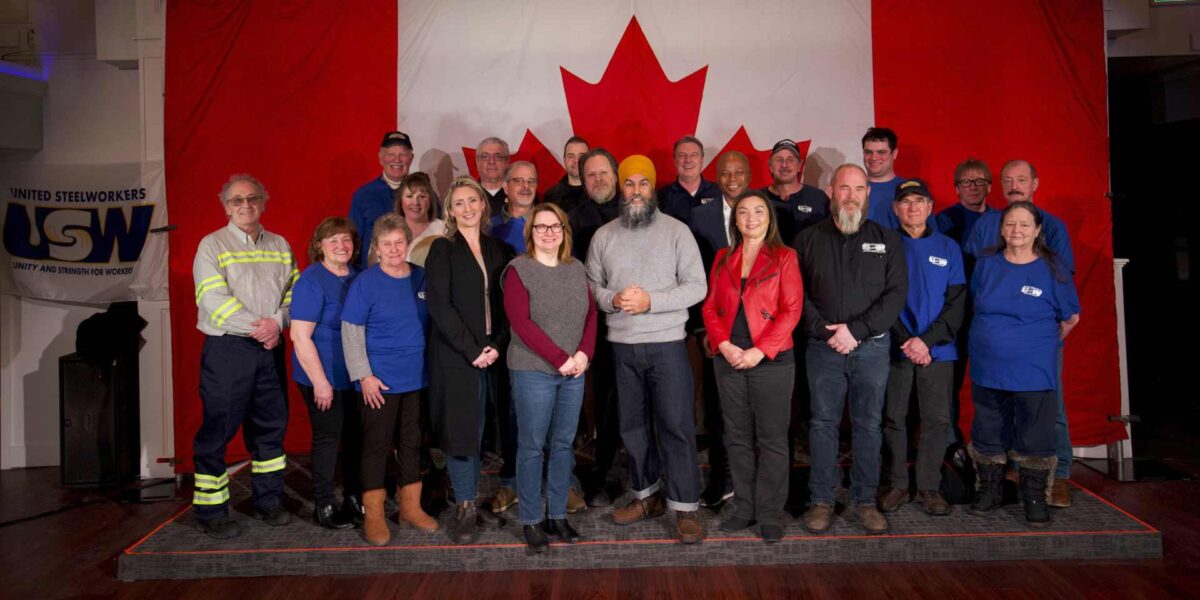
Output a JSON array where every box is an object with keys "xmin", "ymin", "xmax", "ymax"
[{"xmin": 165, "ymin": 0, "xmax": 1119, "ymax": 471}]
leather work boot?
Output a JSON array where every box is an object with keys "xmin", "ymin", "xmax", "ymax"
[
  {"xmin": 199, "ymin": 515, "xmax": 241, "ymax": 540},
  {"xmin": 1047, "ymin": 478, "xmax": 1072, "ymax": 508},
  {"xmin": 566, "ymin": 487, "xmax": 587, "ymax": 514},
  {"xmin": 855, "ymin": 505, "xmax": 889, "ymax": 534},
  {"xmin": 802, "ymin": 504, "xmax": 835, "ymax": 533},
  {"xmin": 1019, "ymin": 467, "xmax": 1053, "ymax": 528},
  {"xmin": 487, "ymin": 486, "xmax": 518, "ymax": 514},
  {"xmin": 675, "ymin": 510, "xmax": 705, "ymax": 544},
  {"xmin": 611, "ymin": 492, "xmax": 666, "ymax": 525},
  {"xmin": 362, "ymin": 489, "xmax": 390, "ymax": 546},
  {"xmin": 916, "ymin": 490, "xmax": 951, "ymax": 516},
  {"xmin": 398, "ymin": 482, "xmax": 439, "ymax": 532},
  {"xmin": 969, "ymin": 462, "xmax": 1005, "ymax": 517},
  {"xmin": 523, "ymin": 524, "xmax": 549, "ymax": 553},
  {"xmin": 449, "ymin": 501, "xmax": 480, "ymax": 545},
  {"xmin": 253, "ymin": 504, "xmax": 291, "ymax": 526},
  {"xmin": 878, "ymin": 488, "xmax": 910, "ymax": 513},
  {"xmin": 544, "ymin": 518, "xmax": 582, "ymax": 543}
]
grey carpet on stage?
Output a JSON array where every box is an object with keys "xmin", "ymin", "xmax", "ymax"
[{"xmin": 117, "ymin": 459, "xmax": 1161, "ymax": 581}]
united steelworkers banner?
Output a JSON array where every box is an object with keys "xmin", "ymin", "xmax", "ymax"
[{"xmin": 0, "ymin": 161, "xmax": 168, "ymax": 302}]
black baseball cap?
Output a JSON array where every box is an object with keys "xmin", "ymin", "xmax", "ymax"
[
  {"xmin": 380, "ymin": 131, "xmax": 413, "ymax": 150},
  {"xmin": 771, "ymin": 139, "xmax": 801, "ymax": 159},
  {"xmin": 894, "ymin": 178, "xmax": 932, "ymax": 202}
]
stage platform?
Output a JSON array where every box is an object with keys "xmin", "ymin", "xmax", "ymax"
[{"xmin": 118, "ymin": 461, "xmax": 1161, "ymax": 581}]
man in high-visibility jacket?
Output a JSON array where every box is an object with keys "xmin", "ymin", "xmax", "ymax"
[{"xmin": 192, "ymin": 173, "xmax": 297, "ymax": 539}]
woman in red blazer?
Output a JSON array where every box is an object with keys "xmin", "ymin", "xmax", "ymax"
[{"xmin": 701, "ymin": 190, "xmax": 803, "ymax": 543}]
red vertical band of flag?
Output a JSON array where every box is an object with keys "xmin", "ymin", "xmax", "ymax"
[
  {"xmin": 873, "ymin": 0, "xmax": 1123, "ymax": 445},
  {"xmin": 165, "ymin": 1, "xmax": 398, "ymax": 471}
]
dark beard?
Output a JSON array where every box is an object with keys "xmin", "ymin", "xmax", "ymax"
[{"xmin": 619, "ymin": 197, "xmax": 658, "ymax": 229}]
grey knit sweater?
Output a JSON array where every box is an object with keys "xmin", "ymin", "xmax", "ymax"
[{"xmin": 584, "ymin": 211, "xmax": 706, "ymax": 344}]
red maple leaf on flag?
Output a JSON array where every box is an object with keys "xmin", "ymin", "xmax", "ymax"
[{"xmin": 460, "ymin": 17, "xmax": 810, "ymax": 199}]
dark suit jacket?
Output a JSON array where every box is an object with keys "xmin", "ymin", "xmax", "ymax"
[{"xmin": 425, "ymin": 232, "xmax": 512, "ymax": 456}]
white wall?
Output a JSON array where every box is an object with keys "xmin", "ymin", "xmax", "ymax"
[
  {"xmin": 1108, "ymin": 3, "xmax": 1200, "ymax": 57},
  {"xmin": 0, "ymin": 0, "xmax": 170, "ymax": 476}
]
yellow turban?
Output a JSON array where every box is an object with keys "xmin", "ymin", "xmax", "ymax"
[{"xmin": 618, "ymin": 154, "xmax": 656, "ymax": 190}]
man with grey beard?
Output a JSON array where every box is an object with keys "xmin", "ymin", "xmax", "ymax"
[
  {"xmin": 793, "ymin": 164, "xmax": 908, "ymax": 535},
  {"xmin": 585, "ymin": 154, "xmax": 708, "ymax": 543}
]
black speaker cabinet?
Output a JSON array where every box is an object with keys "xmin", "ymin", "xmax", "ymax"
[{"xmin": 59, "ymin": 352, "xmax": 139, "ymax": 487}]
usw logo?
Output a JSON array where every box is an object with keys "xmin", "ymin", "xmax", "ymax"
[{"xmin": 3, "ymin": 203, "xmax": 155, "ymax": 263}]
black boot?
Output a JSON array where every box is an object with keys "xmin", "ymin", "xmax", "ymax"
[
  {"xmin": 476, "ymin": 503, "xmax": 505, "ymax": 529},
  {"xmin": 449, "ymin": 501, "xmax": 480, "ymax": 545},
  {"xmin": 1019, "ymin": 466, "xmax": 1053, "ymax": 528},
  {"xmin": 543, "ymin": 518, "xmax": 582, "ymax": 543},
  {"xmin": 313, "ymin": 503, "xmax": 354, "ymax": 529},
  {"xmin": 524, "ymin": 524, "xmax": 550, "ymax": 553},
  {"xmin": 338, "ymin": 494, "xmax": 364, "ymax": 526},
  {"xmin": 964, "ymin": 446, "xmax": 1003, "ymax": 516}
]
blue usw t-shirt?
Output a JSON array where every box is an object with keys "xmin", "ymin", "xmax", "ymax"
[
  {"xmin": 290, "ymin": 263, "xmax": 358, "ymax": 389},
  {"xmin": 898, "ymin": 231, "xmax": 966, "ymax": 362},
  {"xmin": 968, "ymin": 254, "xmax": 1080, "ymax": 392},
  {"xmin": 341, "ymin": 264, "xmax": 429, "ymax": 393},
  {"xmin": 490, "ymin": 213, "xmax": 527, "ymax": 254}
]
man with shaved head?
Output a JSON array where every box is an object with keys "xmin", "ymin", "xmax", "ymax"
[{"xmin": 793, "ymin": 164, "xmax": 908, "ymax": 535}]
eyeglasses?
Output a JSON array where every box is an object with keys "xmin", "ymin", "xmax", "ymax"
[
  {"xmin": 532, "ymin": 223, "xmax": 563, "ymax": 234},
  {"xmin": 226, "ymin": 195, "xmax": 265, "ymax": 207},
  {"xmin": 896, "ymin": 197, "xmax": 930, "ymax": 207},
  {"xmin": 956, "ymin": 178, "xmax": 991, "ymax": 188},
  {"xmin": 509, "ymin": 177, "xmax": 537, "ymax": 187},
  {"xmin": 478, "ymin": 153, "xmax": 508, "ymax": 163}
]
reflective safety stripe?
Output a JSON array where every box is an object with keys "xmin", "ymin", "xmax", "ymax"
[
  {"xmin": 194, "ymin": 472, "xmax": 229, "ymax": 490},
  {"xmin": 210, "ymin": 297, "xmax": 243, "ymax": 327},
  {"xmin": 192, "ymin": 487, "xmax": 230, "ymax": 506},
  {"xmin": 216, "ymin": 250, "xmax": 293, "ymax": 268},
  {"xmin": 251, "ymin": 455, "xmax": 287, "ymax": 474},
  {"xmin": 214, "ymin": 303, "xmax": 243, "ymax": 327},
  {"xmin": 195, "ymin": 280, "xmax": 228, "ymax": 305},
  {"xmin": 195, "ymin": 274, "xmax": 225, "ymax": 293}
]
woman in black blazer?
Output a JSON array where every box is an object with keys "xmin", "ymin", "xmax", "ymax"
[{"xmin": 426, "ymin": 176, "xmax": 513, "ymax": 545}]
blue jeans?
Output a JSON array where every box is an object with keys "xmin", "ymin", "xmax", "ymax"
[
  {"xmin": 446, "ymin": 372, "xmax": 488, "ymax": 503},
  {"xmin": 511, "ymin": 370, "xmax": 584, "ymax": 525},
  {"xmin": 612, "ymin": 340, "xmax": 701, "ymax": 511},
  {"xmin": 806, "ymin": 335, "xmax": 890, "ymax": 506},
  {"xmin": 1054, "ymin": 348, "xmax": 1071, "ymax": 478}
]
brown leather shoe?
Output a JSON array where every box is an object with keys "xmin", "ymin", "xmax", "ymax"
[
  {"xmin": 488, "ymin": 486, "xmax": 518, "ymax": 514},
  {"xmin": 611, "ymin": 493, "xmax": 665, "ymax": 525},
  {"xmin": 916, "ymin": 489, "xmax": 951, "ymax": 516},
  {"xmin": 878, "ymin": 488, "xmax": 910, "ymax": 513},
  {"xmin": 855, "ymin": 504, "xmax": 889, "ymax": 534},
  {"xmin": 676, "ymin": 510, "xmax": 705, "ymax": 544},
  {"xmin": 802, "ymin": 504, "xmax": 835, "ymax": 533},
  {"xmin": 1047, "ymin": 478, "xmax": 1072, "ymax": 508},
  {"xmin": 567, "ymin": 487, "xmax": 587, "ymax": 514}
]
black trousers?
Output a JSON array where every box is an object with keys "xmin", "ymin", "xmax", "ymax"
[
  {"xmin": 714, "ymin": 353, "xmax": 794, "ymax": 526},
  {"xmin": 360, "ymin": 390, "xmax": 422, "ymax": 491},
  {"xmin": 193, "ymin": 335, "xmax": 288, "ymax": 522},
  {"xmin": 883, "ymin": 360, "xmax": 953, "ymax": 491},
  {"xmin": 582, "ymin": 334, "xmax": 621, "ymax": 486},
  {"xmin": 298, "ymin": 384, "xmax": 363, "ymax": 506},
  {"xmin": 696, "ymin": 334, "xmax": 728, "ymax": 493}
]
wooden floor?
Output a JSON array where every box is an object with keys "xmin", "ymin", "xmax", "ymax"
[{"xmin": 2, "ymin": 462, "xmax": 1199, "ymax": 599}]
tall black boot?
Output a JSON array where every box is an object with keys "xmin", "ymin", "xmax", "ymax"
[
  {"xmin": 968, "ymin": 445, "xmax": 1006, "ymax": 517},
  {"xmin": 1017, "ymin": 455, "xmax": 1056, "ymax": 529}
]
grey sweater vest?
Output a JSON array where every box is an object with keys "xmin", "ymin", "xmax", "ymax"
[{"xmin": 504, "ymin": 256, "xmax": 589, "ymax": 374}]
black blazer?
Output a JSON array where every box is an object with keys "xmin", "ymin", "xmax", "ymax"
[{"xmin": 424, "ymin": 232, "xmax": 512, "ymax": 456}]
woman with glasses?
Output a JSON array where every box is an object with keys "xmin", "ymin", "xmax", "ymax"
[
  {"xmin": 501, "ymin": 204, "xmax": 596, "ymax": 553},
  {"xmin": 701, "ymin": 191, "xmax": 803, "ymax": 543},
  {"xmin": 426, "ymin": 176, "xmax": 513, "ymax": 544}
]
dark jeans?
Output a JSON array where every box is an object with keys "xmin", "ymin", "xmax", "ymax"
[
  {"xmin": 696, "ymin": 334, "xmax": 728, "ymax": 493},
  {"xmin": 447, "ymin": 372, "xmax": 489, "ymax": 502},
  {"xmin": 194, "ymin": 335, "xmax": 288, "ymax": 522},
  {"xmin": 580, "ymin": 333, "xmax": 620, "ymax": 489},
  {"xmin": 883, "ymin": 360, "xmax": 953, "ymax": 491},
  {"xmin": 360, "ymin": 389, "xmax": 422, "ymax": 491},
  {"xmin": 714, "ymin": 352, "xmax": 794, "ymax": 526},
  {"xmin": 1054, "ymin": 348, "xmax": 1071, "ymax": 478},
  {"xmin": 612, "ymin": 340, "xmax": 701, "ymax": 511},
  {"xmin": 298, "ymin": 384, "xmax": 363, "ymax": 506},
  {"xmin": 807, "ymin": 334, "xmax": 890, "ymax": 506},
  {"xmin": 970, "ymin": 384, "xmax": 1056, "ymax": 458},
  {"xmin": 512, "ymin": 370, "xmax": 585, "ymax": 524}
]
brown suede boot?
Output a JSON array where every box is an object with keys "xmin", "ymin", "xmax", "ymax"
[
  {"xmin": 362, "ymin": 489, "xmax": 390, "ymax": 546},
  {"xmin": 399, "ymin": 482, "xmax": 439, "ymax": 532}
]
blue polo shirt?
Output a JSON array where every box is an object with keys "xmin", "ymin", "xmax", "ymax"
[
  {"xmin": 962, "ymin": 206, "xmax": 1075, "ymax": 273},
  {"xmin": 490, "ymin": 212, "xmax": 527, "ymax": 254},
  {"xmin": 898, "ymin": 230, "xmax": 965, "ymax": 362},
  {"xmin": 341, "ymin": 264, "xmax": 429, "ymax": 393},
  {"xmin": 867, "ymin": 177, "xmax": 906, "ymax": 228},
  {"xmin": 290, "ymin": 263, "xmax": 358, "ymax": 389},
  {"xmin": 968, "ymin": 254, "xmax": 1080, "ymax": 392},
  {"xmin": 348, "ymin": 176, "xmax": 395, "ymax": 268},
  {"xmin": 936, "ymin": 203, "xmax": 999, "ymax": 246},
  {"xmin": 658, "ymin": 178, "xmax": 722, "ymax": 224}
]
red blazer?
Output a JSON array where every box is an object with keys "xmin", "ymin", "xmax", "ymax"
[{"xmin": 701, "ymin": 244, "xmax": 803, "ymax": 359}]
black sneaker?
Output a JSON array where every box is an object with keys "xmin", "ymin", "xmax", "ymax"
[
  {"xmin": 254, "ymin": 504, "xmax": 291, "ymax": 526},
  {"xmin": 199, "ymin": 515, "xmax": 242, "ymax": 539}
]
